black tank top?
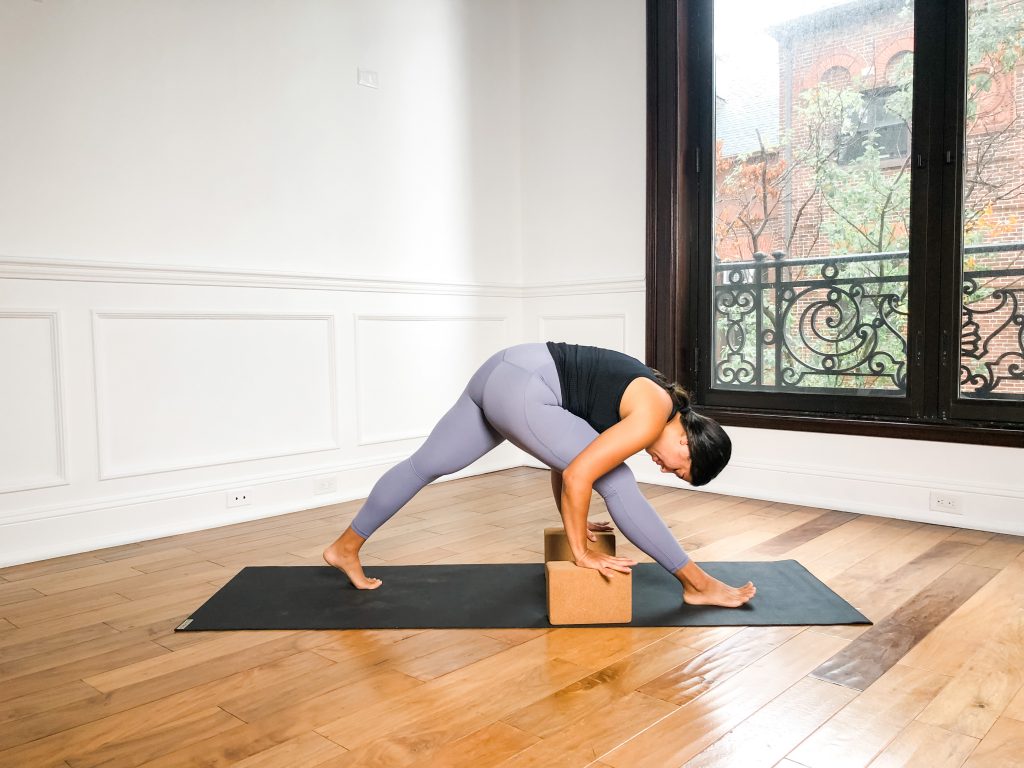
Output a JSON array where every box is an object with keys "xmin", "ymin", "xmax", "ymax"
[{"xmin": 546, "ymin": 341, "xmax": 679, "ymax": 433}]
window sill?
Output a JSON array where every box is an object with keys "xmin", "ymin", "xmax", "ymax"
[{"xmin": 696, "ymin": 406, "xmax": 1024, "ymax": 448}]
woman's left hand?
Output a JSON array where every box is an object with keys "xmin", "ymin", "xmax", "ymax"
[{"xmin": 587, "ymin": 520, "xmax": 614, "ymax": 541}]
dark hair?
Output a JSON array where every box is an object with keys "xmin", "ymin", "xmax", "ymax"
[{"xmin": 648, "ymin": 369, "xmax": 732, "ymax": 487}]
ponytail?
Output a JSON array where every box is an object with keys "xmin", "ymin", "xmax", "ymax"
[{"xmin": 648, "ymin": 367, "xmax": 692, "ymax": 419}]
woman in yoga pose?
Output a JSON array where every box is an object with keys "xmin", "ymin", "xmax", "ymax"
[{"xmin": 324, "ymin": 341, "xmax": 756, "ymax": 608}]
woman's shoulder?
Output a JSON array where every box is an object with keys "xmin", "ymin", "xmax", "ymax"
[{"xmin": 619, "ymin": 375, "xmax": 674, "ymax": 421}]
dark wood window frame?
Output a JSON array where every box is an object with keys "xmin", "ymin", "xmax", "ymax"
[{"xmin": 645, "ymin": 0, "xmax": 1024, "ymax": 448}]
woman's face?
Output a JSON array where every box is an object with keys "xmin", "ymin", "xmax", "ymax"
[{"xmin": 645, "ymin": 418, "xmax": 693, "ymax": 483}]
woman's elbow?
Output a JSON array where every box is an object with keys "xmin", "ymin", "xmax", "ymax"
[{"xmin": 560, "ymin": 471, "xmax": 591, "ymax": 495}]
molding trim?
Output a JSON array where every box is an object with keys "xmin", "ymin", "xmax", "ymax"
[
  {"xmin": 0, "ymin": 450, "xmax": 524, "ymax": 529},
  {"xmin": 353, "ymin": 314, "xmax": 509, "ymax": 446},
  {"xmin": 0, "ymin": 310, "xmax": 69, "ymax": 494},
  {"xmin": 517, "ymin": 456, "xmax": 1024, "ymax": 535},
  {"xmin": 0, "ymin": 255, "xmax": 644, "ymax": 297},
  {"xmin": 526, "ymin": 279, "xmax": 644, "ymax": 297},
  {"xmin": 0, "ymin": 453, "xmax": 404, "ymax": 526},
  {"xmin": 91, "ymin": 311, "xmax": 341, "ymax": 480},
  {"xmin": 726, "ymin": 457, "xmax": 1024, "ymax": 500}
]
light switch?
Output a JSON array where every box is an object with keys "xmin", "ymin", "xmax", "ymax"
[{"xmin": 357, "ymin": 68, "xmax": 379, "ymax": 89}]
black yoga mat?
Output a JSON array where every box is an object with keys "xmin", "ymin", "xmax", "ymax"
[{"xmin": 176, "ymin": 560, "xmax": 870, "ymax": 631}]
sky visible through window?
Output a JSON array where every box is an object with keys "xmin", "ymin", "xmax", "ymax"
[{"xmin": 714, "ymin": 1, "xmax": 854, "ymax": 155}]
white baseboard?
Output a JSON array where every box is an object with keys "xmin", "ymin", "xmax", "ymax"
[
  {"xmin": 520, "ymin": 457, "xmax": 1024, "ymax": 538},
  {"xmin": 0, "ymin": 451, "xmax": 528, "ymax": 568}
]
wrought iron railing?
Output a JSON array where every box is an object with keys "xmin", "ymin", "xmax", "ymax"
[{"xmin": 712, "ymin": 243, "xmax": 1024, "ymax": 396}]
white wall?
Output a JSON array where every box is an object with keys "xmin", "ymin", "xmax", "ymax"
[
  {"xmin": 0, "ymin": 0, "xmax": 522, "ymax": 285},
  {"xmin": 519, "ymin": 0, "xmax": 647, "ymax": 285},
  {"xmin": 0, "ymin": 0, "xmax": 527, "ymax": 567},
  {"xmin": 1, "ymin": 0, "xmax": 1021, "ymax": 568}
]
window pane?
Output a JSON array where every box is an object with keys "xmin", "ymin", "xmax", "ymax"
[
  {"xmin": 712, "ymin": 0, "xmax": 913, "ymax": 394},
  {"xmin": 960, "ymin": 0, "xmax": 1024, "ymax": 401}
]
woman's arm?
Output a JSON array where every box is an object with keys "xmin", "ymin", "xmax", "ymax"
[
  {"xmin": 550, "ymin": 469, "xmax": 563, "ymax": 513},
  {"xmin": 560, "ymin": 407, "xmax": 664, "ymax": 571}
]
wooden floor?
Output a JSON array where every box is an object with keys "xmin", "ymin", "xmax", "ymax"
[{"xmin": 2, "ymin": 467, "xmax": 1023, "ymax": 767}]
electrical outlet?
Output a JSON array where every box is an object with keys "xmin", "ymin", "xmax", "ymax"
[
  {"xmin": 314, "ymin": 476, "xmax": 337, "ymax": 495},
  {"xmin": 929, "ymin": 491, "xmax": 963, "ymax": 514},
  {"xmin": 226, "ymin": 489, "xmax": 251, "ymax": 508},
  {"xmin": 357, "ymin": 68, "xmax": 379, "ymax": 89}
]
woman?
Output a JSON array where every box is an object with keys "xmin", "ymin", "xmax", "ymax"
[{"xmin": 324, "ymin": 341, "xmax": 755, "ymax": 608}]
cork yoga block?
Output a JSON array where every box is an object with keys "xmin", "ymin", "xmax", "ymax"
[
  {"xmin": 543, "ymin": 526, "xmax": 615, "ymax": 562},
  {"xmin": 545, "ymin": 561, "xmax": 632, "ymax": 625}
]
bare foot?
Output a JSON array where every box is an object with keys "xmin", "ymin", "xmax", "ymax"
[
  {"xmin": 323, "ymin": 541, "xmax": 382, "ymax": 590},
  {"xmin": 683, "ymin": 577, "xmax": 756, "ymax": 608}
]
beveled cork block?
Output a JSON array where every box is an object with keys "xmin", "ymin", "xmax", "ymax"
[
  {"xmin": 543, "ymin": 526, "xmax": 615, "ymax": 562},
  {"xmin": 545, "ymin": 561, "xmax": 632, "ymax": 625}
]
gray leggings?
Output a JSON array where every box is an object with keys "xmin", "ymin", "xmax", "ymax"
[{"xmin": 350, "ymin": 342, "xmax": 691, "ymax": 574}]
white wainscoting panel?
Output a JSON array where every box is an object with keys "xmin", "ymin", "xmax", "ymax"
[
  {"xmin": 355, "ymin": 315, "xmax": 508, "ymax": 445},
  {"xmin": 0, "ymin": 311, "xmax": 67, "ymax": 493},
  {"xmin": 93, "ymin": 312, "xmax": 339, "ymax": 478},
  {"xmin": 539, "ymin": 313, "xmax": 628, "ymax": 352}
]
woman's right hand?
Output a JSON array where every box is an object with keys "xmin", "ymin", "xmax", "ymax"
[{"xmin": 573, "ymin": 549, "xmax": 638, "ymax": 577}]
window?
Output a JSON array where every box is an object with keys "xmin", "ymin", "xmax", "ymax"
[{"xmin": 646, "ymin": 0, "xmax": 1024, "ymax": 445}]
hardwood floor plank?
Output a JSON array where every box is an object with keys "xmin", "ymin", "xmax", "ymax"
[
  {"xmin": 0, "ymin": 580, "xmax": 46, "ymax": 608},
  {"xmin": 667, "ymin": 625, "xmax": 745, "ymax": 651},
  {"xmin": 814, "ymin": 537, "xmax": 980, "ymax": 641},
  {"xmin": 494, "ymin": 691, "xmax": 676, "ymax": 768},
  {"xmin": 83, "ymin": 630, "xmax": 314, "ymax": 693},
  {"xmin": 681, "ymin": 677, "xmax": 859, "ymax": 768},
  {"xmin": 230, "ymin": 731, "xmax": 348, "ymax": 767},
  {"xmin": 810, "ymin": 563, "xmax": 996, "ymax": 690},
  {"xmin": 107, "ymin": 561, "xmax": 235, "ymax": 601},
  {"xmin": 532, "ymin": 627, "xmax": 680, "ymax": 670},
  {"xmin": 407, "ymin": 721, "xmax": 540, "ymax": 768},
  {"xmin": 500, "ymin": 632, "xmax": 702, "ymax": 739},
  {"xmin": 785, "ymin": 663, "xmax": 951, "ymax": 768},
  {"xmin": 0, "ymin": 681, "xmax": 100, "ymax": 727},
  {"xmin": 773, "ymin": 516, "xmax": 891, "ymax": 564},
  {"xmin": 864, "ymin": 720, "xmax": 979, "ymax": 768},
  {"xmin": 313, "ymin": 636, "xmax": 591, "ymax": 754},
  {"xmin": 0, "ymin": 554, "xmax": 109, "ymax": 582},
  {"xmin": 637, "ymin": 625, "xmax": 804, "ymax": 706},
  {"xmin": 13, "ymin": 562, "xmax": 147, "ymax": 597},
  {"xmin": 915, "ymin": 609, "xmax": 1024, "ymax": 738},
  {"xmin": 0, "ymin": 583, "xmax": 216, "ymax": 649},
  {"xmin": 0, "ymin": 635, "xmax": 171, "ymax": 710},
  {"xmin": 0, "ymin": 621, "xmax": 124, "ymax": 664},
  {"xmin": 961, "ymin": 534, "xmax": 1024, "ymax": 570},
  {"xmin": 2, "ymin": 590, "xmax": 131, "ymax": 628},
  {"xmin": 218, "ymin": 646, "xmax": 415, "ymax": 723},
  {"xmin": 93, "ymin": 546, "xmax": 208, "ymax": 575},
  {"xmin": 750, "ymin": 510, "xmax": 861, "ymax": 558},
  {"xmin": 1004, "ymin": 683, "xmax": 1024, "ymax": 722},
  {"xmin": 131, "ymin": 670, "xmax": 423, "ymax": 767},
  {"xmin": 65, "ymin": 705, "xmax": 245, "ymax": 768},
  {"xmin": 599, "ymin": 629, "xmax": 848, "ymax": 767},
  {"xmin": 900, "ymin": 558, "xmax": 1024, "ymax": 678},
  {"xmin": 0, "ymin": 641, "xmax": 375, "ymax": 762},
  {"xmin": 369, "ymin": 629, "xmax": 510, "ymax": 682},
  {"xmin": 962, "ymin": 716, "xmax": 1024, "ymax": 767},
  {"xmin": 0, "ymin": 622, "xmax": 177, "ymax": 688},
  {"xmin": 800, "ymin": 519, "xmax": 927, "ymax": 583}
]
